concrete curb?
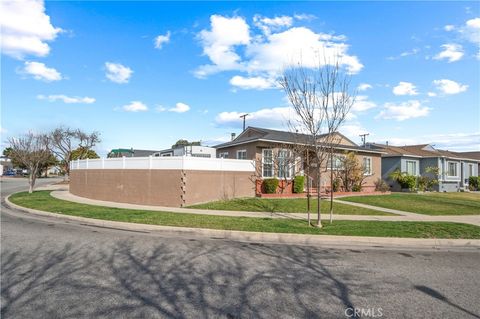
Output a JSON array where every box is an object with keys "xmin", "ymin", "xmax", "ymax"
[{"xmin": 5, "ymin": 194, "xmax": 480, "ymax": 250}]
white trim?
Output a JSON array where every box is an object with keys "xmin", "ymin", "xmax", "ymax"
[
  {"xmin": 446, "ymin": 161, "xmax": 459, "ymax": 178},
  {"xmin": 70, "ymin": 157, "xmax": 255, "ymax": 172},
  {"xmin": 405, "ymin": 160, "xmax": 418, "ymax": 176},
  {"xmin": 262, "ymin": 149, "xmax": 274, "ymax": 178}
]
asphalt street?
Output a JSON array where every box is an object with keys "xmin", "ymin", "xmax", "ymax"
[{"xmin": 1, "ymin": 178, "xmax": 479, "ymax": 318}]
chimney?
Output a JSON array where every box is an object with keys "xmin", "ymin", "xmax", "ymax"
[{"xmin": 231, "ymin": 133, "xmax": 236, "ymax": 141}]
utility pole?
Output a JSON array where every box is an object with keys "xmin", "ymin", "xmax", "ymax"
[
  {"xmin": 359, "ymin": 133, "xmax": 369, "ymax": 147},
  {"xmin": 240, "ymin": 114, "xmax": 249, "ymax": 131}
]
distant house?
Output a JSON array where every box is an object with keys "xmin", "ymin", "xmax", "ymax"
[
  {"xmin": 154, "ymin": 145, "xmax": 216, "ymax": 158},
  {"xmin": 214, "ymin": 126, "xmax": 384, "ymax": 193},
  {"xmin": 369, "ymin": 143, "xmax": 479, "ymax": 192},
  {"xmin": 107, "ymin": 148, "xmax": 159, "ymax": 158},
  {"xmin": 455, "ymin": 151, "xmax": 480, "ymax": 174}
]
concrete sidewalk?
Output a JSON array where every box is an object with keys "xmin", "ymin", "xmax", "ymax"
[{"xmin": 51, "ymin": 190, "xmax": 480, "ymax": 226}]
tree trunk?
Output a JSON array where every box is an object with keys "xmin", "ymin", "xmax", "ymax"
[
  {"xmin": 329, "ymin": 152, "xmax": 334, "ymax": 223},
  {"xmin": 306, "ymin": 150, "xmax": 311, "ymax": 226},
  {"xmin": 28, "ymin": 169, "xmax": 37, "ymax": 194},
  {"xmin": 316, "ymin": 168, "xmax": 322, "ymax": 228}
]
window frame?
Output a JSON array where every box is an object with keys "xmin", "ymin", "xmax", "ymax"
[
  {"xmin": 236, "ymin": 149, "xmax": 247, "ymax": 160},
  {"xmin": 363, "ymin": 157, "xmax": 373, "ymax": 176},
  {"xmin": 447, "ymin": 161, "xmax": 458, "ymax": 177},
  {"xmin": 218, "ymin": 152, "xmax": 229, "ymax": 159},
  {"xmin": 262, "ymin": 149, "xmax": 274, "ymax": 178},
  {"xmin": 277, "ymin": 149, "xmax": 294, "ymax": 179},
  {"xmin": 405, "ymin": 160, "xmax": 417, "ymax": 176}
]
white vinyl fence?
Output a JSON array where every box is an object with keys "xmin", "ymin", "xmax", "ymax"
[{"xmin": 70, "ymin": 156, "xmax": 255, "ymax": 172}]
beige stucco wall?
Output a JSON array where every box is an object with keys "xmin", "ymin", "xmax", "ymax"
[{"xmin": 70, "ymin": 169, "xmax": 255, "ymax": 207}]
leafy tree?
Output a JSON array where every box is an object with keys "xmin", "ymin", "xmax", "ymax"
[
  {"xmin": 335, "ymin": 152, "xmax": 367, "ymax": 192},
  {"xmin": 71, "ymin": 147, "xmax": 100, "ymax": 160},
  {"xmin": 171, "ymin": 139, "xmax": 201, "ymax": 149}
]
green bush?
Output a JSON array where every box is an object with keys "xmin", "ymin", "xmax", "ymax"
[
  {"xmin": 469, "ymin": 176, "xmax": 479, "ymax": 191},
  {"xmin": 374, "ymin": 178, "xmax": 390, "ymax": 192},
  {"xmin": 293, "ymin": 176, "xmax": 305, "ymax": 193},
  {"xmin": 389, "ymin": 169, "xmax": 417, "ymax": 191},
  {"xmin": 263, "ymin": 178, "xmax": 279, "ymax": 194},
  {"xmin": 352, "ymin": 184, "xmax": 362, "ymax": 192}
]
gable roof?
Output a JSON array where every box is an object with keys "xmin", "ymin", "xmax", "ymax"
[
  {"xmin": 214, "ymin": 126, "xmax": 383, "ymax": 154},
  {"xmin": 370, "ymin": 143, "xmax": 480, "ymax": 161}
]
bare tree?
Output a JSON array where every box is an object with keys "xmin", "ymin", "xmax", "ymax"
[
  {"xmin": 281, "ymin": 57, "xmax": 354, "ymax": 227},
  {"xmin": 7, "ymin": 133, "xmax": 51, "ymax": 193},
  {"xmin": 48, "ymin": 127, "xmax": 100, "ymax": 178}
]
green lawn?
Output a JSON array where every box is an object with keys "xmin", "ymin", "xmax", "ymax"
[
  {"xmin": 7, "ymin": 191, "xmax": 480, "ymax": 239},
  {"xmin": 338, "ymin": 192, "xmax": 480, "ymax": 215},
  {"xmin": 188, "ymin": 197, "xmax": 396, "ymax": 216}
]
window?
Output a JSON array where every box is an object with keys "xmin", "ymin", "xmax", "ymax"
[
  {"xmin": 236, "ymin": 150, "xmax": 247, "ymax": 160},
  {"xmin": 277, "ymin": 149, "xmax": 293, "ymax": 179},
  {"xmin": 262, "ymin": 149, "xmax": 273, "ymax": 178},
  {"xmin": 447, "ymin": 162, "xmax": 458, "ymax": 177},
  {"xmin": 218, "ymin": 152, "xmax": 229, "ymax": 159},
  {"xmin": 363, "ymin": 157, "xmax": 372, "ymax": 175},
  {"xmin": 406, "ymin": 160, "xmax": 417, "ymax": 176},
  {"xmin": 327, "ymin": 155, "xmax": 344, "ymax": 170},
  {"xmin": 469, "ymin": 164, "xmax": 474, "ymax": 176}
]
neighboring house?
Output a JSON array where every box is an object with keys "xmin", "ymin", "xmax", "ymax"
[
  {"xmin": 368, "ymin": 143, "xmax": 480, "ymax": 192},
  {"xmin": 107, "ymin": 148, "xmax": 159, "ymax": 158},
  {"xmin": 455, "ymin": 151, "xmax": 480, "ymax": 174},
  {"xmin": 214, "ymin": 126, "xmax": 384, "ymax": 193},
  {"xmin": 154, "ymin": 145, "xmax": 216, "ymax": 158}
]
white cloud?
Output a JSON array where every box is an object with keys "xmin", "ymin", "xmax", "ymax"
[
  {"xmin": 154, "ymin": 31, "xmax": 171, "ymax": 49},
  {"xmin": 392, "ymin": 82, "xmax": 418, "ymax": 96},
  {"xmin": 357, "ymin": 83, "xmax": 372, "ymax": 91},
  {"xmin": 37, "ymin": 94, "xmax": 95, "ymax": 104},
  {"xmin": 377, "ymin": 100, "xmax": 431, "ymax": 121},
  {"xmin": 21, "ymin": 61, "xmax": 62, "ymax": 81},
  {"xmin": 351, "ymin": 95, "xmax": 376, "ymax": 112},
  {"xmin": 122, "ymin": 101, "xmax": 148, "ymax": 112},
  {"xmin": 229, "ymin": 75, "xmax": 277, "ymax": 90},
  {"xmin": 459, "ymin": 17, "xmax": 480, "ymax": 44},
  {"xmin": 253, "ymin": 15, "xmax": 293, "ymax": 34},
  {"xmin": 293, "ymin": 14, "xmax": 317, "ymax": 21},
  {"xmin": 427, "ymin": 92, "xmax": 437, "ymax": 97},
  {"xmin": 169, "ymin": 102, "xmax": 190, "ymax": 113},
  {"xmin": 215, "ymin": 106, "xmax": 296, "ymax": 129},
  {"xmin": 195, "ymin": 15, "xmax": 363, "ymax": 88},
  {"xmin": 433, "ymin": 44, "xmax": 464, "ymax": 62},
  {"xmin": 105, "ymin": 62, "xmax": 133, "ymax": 83},
  {"xmin": 444, "ymin": 25, "xmax": 455, "ymax": 32},
  {"xmin": 0, "ymin": 0, "xmax": 62, "ymax": 59},
  {"xmin": 433, "ymin": 79, "xmax": 468, "ymax": 95},
  {"xmin": 195, "ymin": 15, "xmax": 250, "ymax": 78}
]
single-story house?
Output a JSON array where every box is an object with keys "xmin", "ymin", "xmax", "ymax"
[
  {"xmin": 368, "ymin": 143, "xmax": 479, "ymax": 192},
  {"xmin": 455, "ymin": 151, "xmax": 480, "ymax": 174},
  {"xmin": 154, "ymin": 145, "xmax": 217, "ymax": 158},
  {"xmin": 214, "ymin": 126, "xmax": 384, "ymax": 193}
]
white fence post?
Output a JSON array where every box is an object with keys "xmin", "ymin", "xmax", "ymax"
[
  {"xmin": 102, "ymin": 157, "xmax": 105, "ymax": 169},
  {"xmin": 149, "ymin": 155, "xmax": 152, "ymax": 169},
  {"xmin": 122, "ymin": 156, "xmax": 126, "ymax": 169},
  {"xmin": 77, "ymin": 159, "xmax": 80, "ymax": 169},
  {"xmin": 86, "ymin": 158, "xmax": 89, "ymax": 169}
]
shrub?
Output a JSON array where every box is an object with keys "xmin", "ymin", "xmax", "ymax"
[
  {"xmin": 389, "ymin": 169, "xmax": 417, "ymax": 191},
  {"xmin": 352, "ymin": 184, "xmax": 362, "ymax": 192},
  {"xmin": 263, "ymin": 178, "xmax": 279, "ymax": 194},
  {"xmin": 374, "ymin": 178, "xmax": 390, "ymax": 192},
  {"xmin": 293, "ymin": 176, "xmax": 305, "ymax": 193},
  {"xmin": 469, "ymin": 176, "xmax": 479, "ymax": 191}
]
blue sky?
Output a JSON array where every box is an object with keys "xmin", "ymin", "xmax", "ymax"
[{"xmin": 2, "ymin": 1, "xmax": 479, "ymax": 156}]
